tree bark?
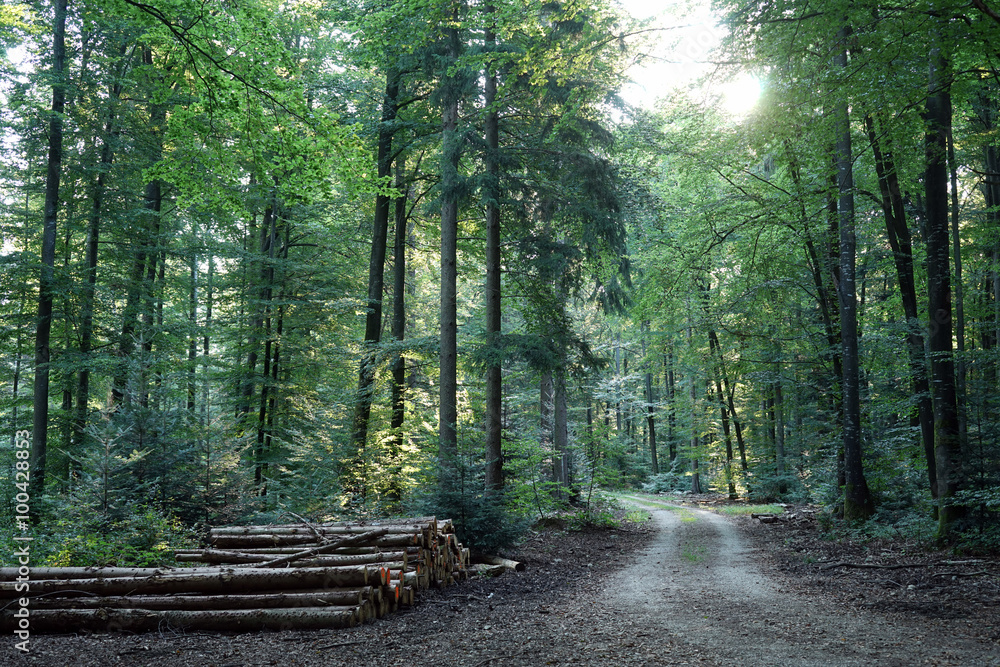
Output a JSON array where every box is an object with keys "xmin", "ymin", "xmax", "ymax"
[
  {"xmin": 665, "ymin": 347, "xmax": 677, "ymax": 461},
  {"xmin": 925, "ymin": 39, "xmax": 964, "ymax": 537},
  {"xmin": 388, "ymin": 157, "xmax": 408, "ymax": 502},
  {"xmin": 439, "ymin": 15, "xmax": 462, "ymax": 470},
  {"xmin": 708, "ymin": 331, "xmax": 736, "ymax": 498},
  {"xmin": 352, "ymin": 68, "xmax": 401, "ymax": 465},
  {"xmin": 553, "ymin": 368, "xmax": 570, "ymax": 496},
  {"xmin": 30, "ymin": 0, "xmax": 68, "ymax": 506},
  {"xmin": 484, "ymin": 10, "xmax": 503, "ymax": 492},
  {"xmin": 645, "ymin": 369, "xmax": 658, "ymax": 476},
  {"xmin": 774, "ymin": 376, "xmax": 787, "ymax": 495},
  {"xmin": 835, "ymin": 28, "xmax": 874, "ymax": 521}
]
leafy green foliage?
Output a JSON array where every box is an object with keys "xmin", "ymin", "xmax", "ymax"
[
  {"xmin": 641, "ymin": 461, "xmax": 689, "ymax": 494},
  {"xmin": 413, "ymin": 461, "xmax": 530, "ymax": 554},
  {"xmin": 0, "ymin": 503, "xmax": 196, "ymax": 568}
]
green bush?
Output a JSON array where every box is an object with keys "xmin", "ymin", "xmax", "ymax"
[
  {"xmin": 641, "ymin": 462, "xmax": 687, "ymax": 494},
  {"xmin": 414, "ymin": 463, "xmax": 531, "ymax": 555},
  {"xmin": 566, "ymin": 491, "xmax": 621, "ymax": 530},
  {"xmin": 0, "ymin": 503, "xmax": 197, "ymax": 568}
]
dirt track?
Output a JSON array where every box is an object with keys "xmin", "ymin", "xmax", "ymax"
[{"xmin": 614, "ymin": 496, "xmax": 998, "ymax": 666}]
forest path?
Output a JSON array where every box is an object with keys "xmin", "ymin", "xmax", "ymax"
[
  {"xmin": 613, "ymin": 495, "xmax": 996, "ymax": 666},
  {"xmin": 3, "ymin": 500, "xmax": 997, "ymax": 666}
]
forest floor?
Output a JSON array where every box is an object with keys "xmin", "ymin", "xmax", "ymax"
[{"xmin": 3, "ymin": 494, "xmax": 1000, "ymax": 666}]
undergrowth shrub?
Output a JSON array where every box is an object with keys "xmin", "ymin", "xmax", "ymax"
[
  {"xmin": 641, "ymin": 461, "xmax": 687, "ymax": 494},
  {"xmin": 0, "ymin": 502, "xmax": 197, "ymax": 567},
  {"xmin": 414, "ymin": 462, "xmax": 530, "ymax": 554},
  {"xmin": 566, "ymin": 490, "xmax": 620, "ymax": 530}
]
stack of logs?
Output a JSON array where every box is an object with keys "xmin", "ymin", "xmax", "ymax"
[{"xmin": 1, "ymin": 517, "xmax": 469, "ymax": 633}]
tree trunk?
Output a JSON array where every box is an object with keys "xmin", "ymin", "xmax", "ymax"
[
  {"xmin": 925, "ymin": 39, "xmax": 964, "ymax": 537},
  {"xmin": 948, "ymin": 127, "xmax": 966, "ymax": 452},
  {"xmin": 665, "ymin": 347, "xmax": 677, "ymax": 461},
  {"xmin": 785, "ymin": 141, "xmax": 844, "ymax": 391},
  {"xmin": 30, "ymin": 0, "xmax": 68, "ymax": 507},
  {"xmin": 553, "ymin": 368, "xmax": 570, "ymax": 496},
  {"xmin": 540, "ymin": 370, "xmax": 554, "ymax": 456},
  {"xmin": 188, "ymin": 255, "xmax": 198, "ymax": 412},
  {"xmin": 388, "ymin": 158, "xmax": 408, "ymax": 502},
  {"xmin": 352, "ymin": 68, "xmax": 401, "ymax": 462},
  {"xmin": 708, "ymin": 331, "xmax": 736, "ymax": 497},
  {"xmin": 645, "ymin": 369, "xmax": 658, "ymax": 475},
  {"xmin": 774, "ymin": 377, "xmax": 787, "ymax": 495},
  {"xmin": 484, "ymin": 12, "xmax": 503, "ymax": 492},
  {"xmin": 253, "ymin": 208, "xmax": 278, "ymax": 494},
  {"xmin": 439, "ymin": 17, "xmax": 461, "ymax": 469},
  {"xmin": 835, "ymin": 28, "xmax": 874, "ymax": 521}
]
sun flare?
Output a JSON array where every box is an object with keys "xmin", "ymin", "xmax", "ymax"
[{"xmin": 720, "ymin": 76, "xmax": 762, "ymax": 116}]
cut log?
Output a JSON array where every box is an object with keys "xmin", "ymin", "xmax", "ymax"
[
  {"xmin": 177, "ymin": 552, "xmax": 412, "ymax": 568},
  {"xmin": 470, "ymin": 563, "xmax": 506, "ymax": 577},
  {"xmin": 210, "ymin": 534, "xmax": 419, "ymax": 549},
  {"xmin": 210, "ymin": 517, "xmax": 439, "ymax": 534},
  {"xmin": 0, "ymin": 566, "xmax": 377, "ymax": 599},
  {"xmin": 471, "ymin": 554, "xmax": 525, "ymax": 572},
  {"xmin": 210, "ymin": 524, "xmax": 432, "ymax": 536},
  {"xmin": 11, "ymin": 515, "xmax": 469, "ymax": 634},
  {"xmin": 0, "ymin": 566, "xmax": 209, "ymax": 580},
  {"xmin": 176, "ymin": 546, "xmax": 422, "ymax": 557},
  {"xmin": 0, "ymin": 607, "xmax": 359, "ymax": 633},
  {"xmin": 27, "ymin": 589, "xmax": 366, "ymax": 610},
  {"xmin": 243, "ymin": 528, "xmax": 389, "ymax": 568}
]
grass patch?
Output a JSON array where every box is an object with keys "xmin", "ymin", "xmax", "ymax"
[
  {"xmin": 713, "ymin": 504, "xmax": 785, "ymax": 516},
  {"xmin": 624, "ymin": 508, "xmax": 651, "ymax": 524},
  {"xmin": 681, "ymin": 541, "xmax": 707, "ymax": 562}
]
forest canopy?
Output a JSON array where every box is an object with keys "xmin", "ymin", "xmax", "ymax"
[{"xmin": 1, "ymin": 0, "xmax": 999, "ymax": 566}]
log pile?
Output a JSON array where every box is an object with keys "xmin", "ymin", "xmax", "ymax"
[{"xmin": 1, "ymin": 517, "xmax": 470, "ymax": 633}]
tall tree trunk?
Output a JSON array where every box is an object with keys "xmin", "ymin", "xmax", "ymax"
[
  {"xmin": 948, "ymin": 128, "xmax": 966, "ymax": 450},
  {"xmin": 202, "ymin": 250, "xmax": 214, "ymax": 521},
  {"xmin": 645, "ymin": 369, "xmax": 658, "ymax": 476},
  {"xmin": 352, "ymin": 68, "xmax": 401, "ymax": 460},
  {"xmin": 483, "ymin": 12, "xmax": 503, "ymax": 492},
  {"xmin": 708, "ymin": 331, "xmax": 736, "ymax": 497},
  {"xmin": 244, "ymin": 204, "xmax": 276, "ymax": 492},
  {"xmin": 540, "ymin": 371, "xmax": 554, "ymax": 452},
  {"xmin": 774, "ymin": 377, "xmax": 787, "ymax": 495},
  {"xmin": 665, "ymin": 346, "xmax": 677, "ymax": 462},
  {"xmin": 864, "ymin": 113, "xmax": 937, "ymax": 500},
  {"xmin": 835, "ymin": 28, "xmax": 875, "ymax": 520},
  {"xmin": 188, "ymin": 256, "xmax": 198, "ymax": 413},
  {"xmin": 614, "ymin": 336, "xmax": 622, "ymax": 433},
  {"xmin": 553, "ymin": 369, "xmax": 569, "ymax": 498},
  {"xmin": 254, "ymin": 214, "xmax": 283, "ymax": 496},
  {"xmin": 439, "ymin": 15, "xmax": 462, "ymax": 470},
  {"xmin": 31, "ymin": 0, "xmax": 68, "ymax": 506},
  {"xmin": 925, "ymin": 39, "xmax": 964, "ymax": 537},
  {"xmin": 388, "ymin": 159, "xmax": 408, "ymax": 502}
]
